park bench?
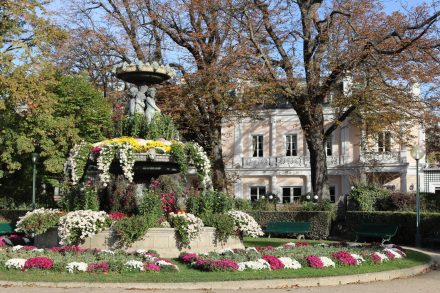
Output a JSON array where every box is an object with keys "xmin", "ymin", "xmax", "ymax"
[
  {"xmin": 354, "ymin": 223, "xmax": 398, "ymax": 244},
  {"xmin": 264, "ymin": 222, "xmax": 311, "ymax": 239},
  {"xmin": 424, "ymin": 231, "xmax": 440, "ymax": 249},
  {"xmin": 0, "ymin": 223, "xmax": 15, "ymax": 235}
]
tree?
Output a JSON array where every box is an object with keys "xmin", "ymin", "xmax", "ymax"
[{"xmin": 235, "ymin": 0, "xmax": 440, "ymax": 198}]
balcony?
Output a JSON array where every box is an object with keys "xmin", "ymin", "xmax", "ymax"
[
  {"xmin": 241, "ymin": 156, "xmax": 340, "ymax": 169},
  {"xmin": 359, "ymin": 151, "xmax": 404, "ymax": 164}
]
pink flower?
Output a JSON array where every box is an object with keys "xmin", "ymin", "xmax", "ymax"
[
  {"xmin": 371, "ymin": 252, "xmax": 382, "ymax": 263},
  {"xmin": 87, "ymin": 261, "xmax": 109, "ymax": 273},
  {"xmin": 332, "ymin": 251, "xmax": 357, "ymax": 266},
  {"xmin": 209, "ymin": 259, "xmax": 239, "ymax": 271},
  {"xmin": 384, "ymin": 250, "xmax": 395, "ymax": 260},
  {"xmin": 91, "ymin": 146, "xmax": 102, "ymax": 154},
  {"xmin": 23, "ymin": 257, "xmax": 54, "ymax": 270},
  {"xmin": 145, "ymin": 263, "xmax": 160, "ymax": 272},
  {"xmin": 256, "ymin": 246, "xmax": 273, "ymax": 251},
  {"xmin": 295, "ymin": 242, "xmax": 310, "ymax": 247},
  {"xmin": 262, "ymin": 255, "xmax": 285, "ymax": 270},
  {"xmin": 179, "ymin": 253, "xmax": 199, "ymax": 263},
  {"xmin": 193, "ymin": 259, "xmax": 211, "ymax": 270},
  {"xmin": 306, "ymin": 255, "xmax": 324, "ymax": 269}
]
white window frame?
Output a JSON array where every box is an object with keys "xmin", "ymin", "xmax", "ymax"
[
  {"xmin": 251, "ymin": 134, "xmax": 264, "ymax": 157},
  {"xmin": 326, "ymin": 134, "xmax": 333, "ymax": 156},
  {"xmin": 285, "ymin": 134, "xmax": 298, "ymax": 157},
  {"xmin": 249, "ymin": 186, "xmax": 267, "ymax": 202},
  {"xmin": 280, "ymin": 186, "xmax": 303, "ymax": 203},
  {"xmin": 378, "ymin": 131, "xmax": 392, "ymax": 152}
]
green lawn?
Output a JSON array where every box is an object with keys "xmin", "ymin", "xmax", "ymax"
[{"xmin": 0, "ymin": 238, "xmax": 431, "ymax": 283}]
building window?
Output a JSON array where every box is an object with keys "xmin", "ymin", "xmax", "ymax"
[
  {"xmin": 252, "ymin": 135, "xmax": 263, "ymax": 157},
  {"xmin": 378, "ymin": 131, "xmax": 391, "ymax": 152},
  {"xmin": 329, "ymin": 186, "xmax": 336, "ymax": 203},
  {"xmin": 281, "ymin": 187, "xmax": 302, "ymax": 203},
  {"xmin": 250, "ymin": 186, "xmax": 266, "ymax": 202},
  {"xmin": 285, "ymin": 134, "xmax": 297, "ymax": 156},
  {"xmin": 326, "ymin": 135, "xmax": 333, "ymax": 156},
  {"xmin": 435, "ymin": 187, "xmax": 440, "ymax": 196}
]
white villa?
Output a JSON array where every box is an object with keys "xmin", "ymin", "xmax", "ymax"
[{"xmin": 220, "ymin": 91, "xmax": 437, "ymax": 203}]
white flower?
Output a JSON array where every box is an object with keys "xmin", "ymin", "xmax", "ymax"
[
  {"xmin": 218, "ymin": 248, "xmax": 234, "ymax": 255},
  {"xmin": 15, "ymin": 208, "xmax": 60, "ymax": 233},
  {"xmin": 144, "ymin": 254, "xmax": 158, "ymax": 262},
  {"xmin": 278, "ymin": 257, "xmax": 302, "ymax": 269},
  {"xmin": 64, "ymin": 142, "xmax": 89, "ymax": 185},
  {"xmin": 383, "ymin": 248, "xmax": 403, "ymax": 259},
  {"xmin": 125, "ymin": 260, "xmax": 144, "ymax": 271},
  {"xmin": 135, "ymin": 249, "xmax": 147, "ymax": 255},
  {"xmin": 169, "ymin": 212, "xmax": 204, "ymax": 243},
  {"xmin": 373, "ymin": 252, "xmax": 389, "ymax": 262},
  {"xmin": 319, "ymin": 256, "xmax": 336, "ymax": 268},
  {"xmin": 245, "ymin": 247, "xmax": 258, "ymax": 253},
  {"xmin": 100, "ymin": 249, "xmax": 115, "ymax": 255},
  {"xmin": 227, "ymin": 210, "xmax": 264, "ymax": 238},
  {"xmin": 66, "ymin": 262, "xmax": 88, "ymax": 273},
  {"xmin": 58, "ymin": 210, "xmax": 110, "ymax": 245},
  {"xmin": 351, "ymin": 253, "xmax": 365, "ymax": 264},
  {"xmin": 237, "ymin": 259, "xmax": 271, "ymax": 271},
  {"xmin": 5, "ymin": 258, "xmax": 26, "ymax": 270},
  {"xmin": 12, "ymin": 245, "xmax": 23, "ymax": 251},
  {"xmin": 155, "ymin": 259, "xmax": 179, "ymax": 271}
]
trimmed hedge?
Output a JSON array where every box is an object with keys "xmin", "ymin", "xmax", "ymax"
[
  {"xmin": 248, "ymin": 211, "xmax": 332, "ymax": 240},
  {"xmin": 0, "ymin": 210, "xmax": 28, "ymax": 224},
  {"xmin": 346, "ymin": 211, "xmax": 440, "ymax": 244}
]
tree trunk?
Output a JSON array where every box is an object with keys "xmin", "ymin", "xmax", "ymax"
[
  {"xmin": 306, "ymin": 129, "xmax": 330, "ymax": 200},
  {"xmin": 209, "ymin": 125, "xmax": 227, "ymax": 192},
  {"xmin": 294, "ymin": 103, "xmax": 330, "ymax": 200}
]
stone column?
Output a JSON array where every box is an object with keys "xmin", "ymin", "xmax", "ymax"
[
  {"xmin": 233, "ymin": 121, "xmax": 243, "ymax": 167},
  {"xmin": 400, "ymin": 172, "xmax": 407, "ymax": 192},
  {"xmin": 234, "ymin": 178, "xmax": 243, "ymax": 199},
  {"xmin": 270, "ymin": 116, "xmax": 277, "ymax": 158},
  {"xmin": 270, "ymin": 176, "xmax": 278, "ymax": 195},
  {"xmin": 305, "ymin": 175, "xmax": 312, "ymax": 193}
]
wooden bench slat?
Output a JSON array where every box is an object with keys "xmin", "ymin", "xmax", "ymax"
[
  {"xmin": 354, "ymin": 223, "xmax": 398, "ymax": 244},
  {"xmin": 264, "ymin": 222, "xmax": 311, "ymax": 239}
]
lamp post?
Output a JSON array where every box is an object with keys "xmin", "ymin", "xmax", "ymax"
[
  {"xmin": 31, "ymin": 153, "xmax": 38, "ymax": 210},
  {"xmin": 410, "ymin": 145, "xmax": 425, "ymax": 247}
]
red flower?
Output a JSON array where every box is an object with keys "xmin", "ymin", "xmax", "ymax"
[
  {"xmin": 23, "ymin": 257, "xmax": 54, "ymax": 270},
  {"xmin": 256, "ymin": 246, "xmax": 273, "ymax": 251},
  {"xmin": 262, "ymin": 255, "xmax": 285, "ymax": 270},
  {"xmin": 87, "ymin": 261, "xmax": 109, "ymax": 273},
  {"xmin": 108, "ymin": 212, "xmax": 128, "ymax": 221},
  {"xmin": 209, "ymin": 259, "xmax": 239, "ymax": 271},
  {"xmin": 306, "ymin": 255, "xmax": 324, "ymax": 269},
  {"xmin": 179, "ymin": 253, "xmax": 199, "ymax": 263},
  {"xmin": 371, "ymin": 252, "xmax": 382, "ymax": 263},
  {"xmin": 145, "ymin": 263, "xmax": 160, "ymax": 272},
  {"xmin": 332, "ymin": 251, "xmax": 357, "ymax": 266}
]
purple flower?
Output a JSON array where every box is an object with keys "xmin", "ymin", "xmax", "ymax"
[
  {"xmin": 332, "ymin": 251, "xmax": 357, "ymax": 266},
  {"xmin": 209, "ymin": 259, "xmax": 239, "ymax": 271},
  {"xmin": 145, "ymin": 263, "xmax": 161, "ymax": 272},
  {"xmin": 306, "ymin": 255, "xmax": 324, "ymax": 269}
]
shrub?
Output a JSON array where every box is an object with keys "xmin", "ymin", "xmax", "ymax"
[
  {"xmin": 186, "ymin": 190, "xmax": 234, "ymax": 216},
  {"xmin": 138, "ymin": 188, "xmax": 163, "ymax": 218},
  {"xmin": 301, "ymin": 200, "xmax": 333, "ymax": 212},
  {"xmin": 375, "ymin": 192, "xmax": 416, "ymax": 211},
  {"xmin": 234, "ymin": 198, "xmax": 252, "ymax": 211},
  {"xmin": 349, "ymin": 183, "xmax": 390, "ymax": 211},
  {"xmin": 169, "ymin": 212, "xmax": 204, "ymax": 247},
  {"xmin": 15, "ymin": 208, "xmax": 62, "ymax": 235},
  {"xmin": 211, "ymin": 214, "xmax": 235, "ymax": 244},
  {"xmin": 112, "ymin": 214, "xmax": 158, "ymax": 247}
]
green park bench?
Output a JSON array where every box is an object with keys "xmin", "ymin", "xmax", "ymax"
[
  {"xmin": 0, "ymin": 223, "xmax": 16, "ymax": 235},
  {"xmin": 264, "ymin": 222, "xmax": 311, "ymax": 239},
  {"xmin": 354, "ymin": 223, "xmax": 398, "ymax": 244}
]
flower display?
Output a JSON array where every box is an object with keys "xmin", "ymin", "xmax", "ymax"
[
  {"xmin": 108, "ymin": 212, "xmax": 128, "ymax": 221},
  {"xmin": 145, "ymin": 263, "xmax": 161, "ymax": 272},
  {"xmin": 58, "ymin": 210, "xmax": 110, "ymax": 245},
  {"xmin": 5, "ymin": 258, "xmax": 26, "ymax": 270},
  {"xmin": 237, "ymin": 259, "xmax": 271, "ymax": 271},
  {"xmin": 15, "ymin": 208, "xmax": 62, "ymax": 235},
  {"xmin": 125, "ymin": 260, "xmax": 145, "ymax": 271},
  {"xmin": 371, "ymin": 252, "xmax": 389, "ymax": 263},
  {"xmin": 332, "ymin": 251, "xmax": 358, "ymax": 266},
  {"xmin": 66, "ymin": 262, "xmax": 88, "ymax": 273},
  {"xmin": 278, "ymin": 257, "xmax": 302, "ymax": 269},
  {"xmin": 320, "ymin": 256, "xmax": 336, "ymax": 268},
  {"xmin": 161, "ymin": 192, "xmax": 177, "ymax": 214},
  {"xmin": 23, "ymin": 257, "xmax": 54, "ymax": 270},
  {"xmin": 188, "ymin": 143, "xmax": 212, "ymax": 187},
  {"xmin": 227, "ymin": 210, "xmax": 264, "ymax": 238},
  {"xmin": 383, "ymin": 248, "xmax": 403, "ymax": 259},
  {"xmin": 262, "ymin": 255, "xmax": 285, "ymax": 270},
  {"xmin": 179, "ymin": 252, "xmax": 199, "ymax": 263},
  {"xmin": 306, "ymin": 255, "xmax": 324, "ymax": 268},
  {"xmin": 87, "ymin": 261, "xmax": 109, "ymax": 273},
  {"xmin": 169, "ymin": 212, "xmax": 204, "ymax": 246},
  {"xmin": 64, "ymin": 141, "xmax": 90, "ymax": 185},
  {"xmin": 209, "ymin": 259, "xmax": 239, "ymax": 271}
]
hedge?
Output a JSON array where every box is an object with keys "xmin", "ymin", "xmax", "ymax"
[
  {"xmin": 248, "ymin": 211, "xmax": 332, "ymax": 240},
  {"xmin": 346, "ymin": 211, "xmax": 440, "ymax": 244},
  {"xmin": 0, "ymin": 210, "xmax": 28, "ymax": 224}
]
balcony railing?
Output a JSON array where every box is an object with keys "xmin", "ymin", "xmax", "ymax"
[
  {"xmin": 359, "ymin": 151, "xmax": 403, "ymax": 164},
  {"xmin": 241, "ymin": 156, "xmax": 340, "ymax": 168}
]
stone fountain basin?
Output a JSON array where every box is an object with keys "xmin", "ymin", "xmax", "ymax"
[
  {"xmin": 116, "ymin": 71, "xmax": 170, "ymax": 85},
  {"xmin": 34, "ymin": 227, "xmax": 244, "ymax": 258}
]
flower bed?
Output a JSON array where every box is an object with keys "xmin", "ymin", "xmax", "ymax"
[
  {"xmin": 0, "ymin": 246, "xmax": 179, "ymax": 273},
  {"xmin": 178, "ymin": 242, "xmax": 407, "ymax": 272}
]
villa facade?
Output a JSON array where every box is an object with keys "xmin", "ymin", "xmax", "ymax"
[{"xmin": 221, "ymin": 107, "xmax": 431, "ymax": 203}]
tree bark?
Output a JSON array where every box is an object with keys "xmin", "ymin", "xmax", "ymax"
[{"xmin": 208, "ymin": 125, "xmax": 227, "ymax": 191}]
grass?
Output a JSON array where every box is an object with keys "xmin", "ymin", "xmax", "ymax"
[{"xmin": 0, "ymin": 238, "xmax": 432, "ymax": 283}]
